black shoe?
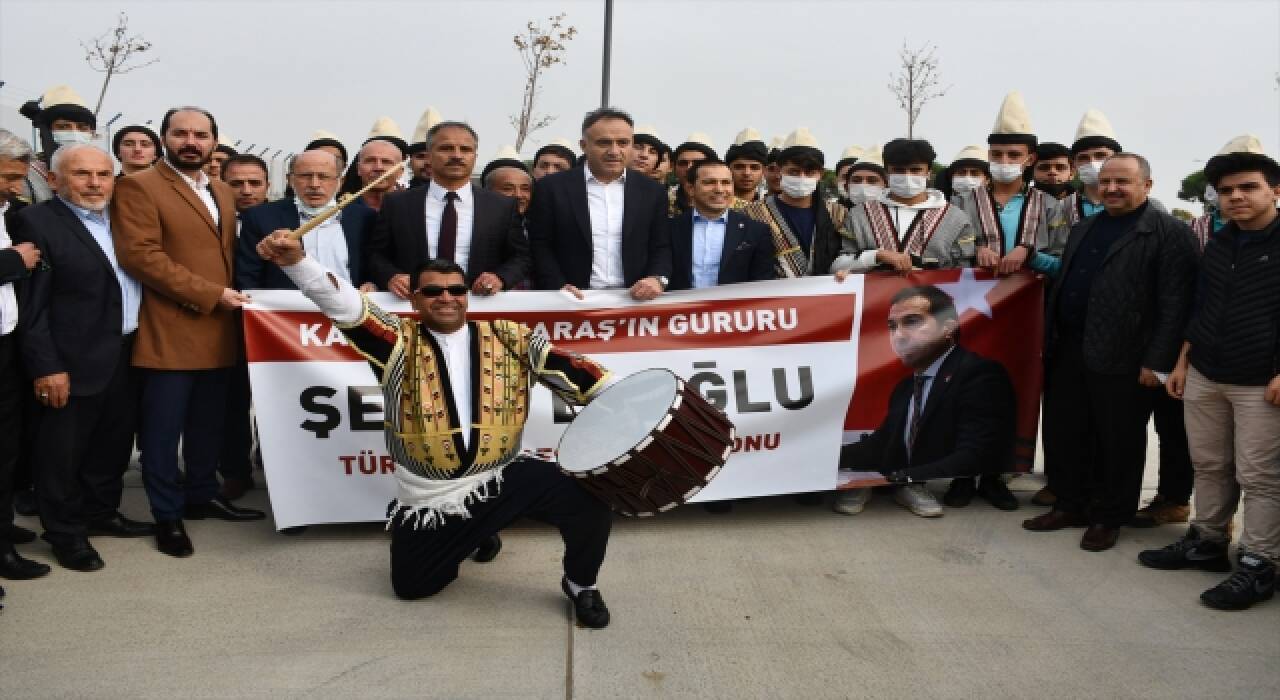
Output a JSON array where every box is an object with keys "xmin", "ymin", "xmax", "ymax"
[
  {"xmin": 280, "ymin": 526, "xmax": 308, "ymax": 536},
  {"xmin": 1138, "ymin": 527, "xmax": 1232, "ymax": 572},
  {"xmin": 943, "ymin": 478, "xmax": 976, "ymax": 508},
  {"xmin": 0, "ymin": 545, "xmax": 51, "ymax": 580},
  {"xmin": 703, "ymin": 501, "xmax": 733, "ymax": 514},
  {"xmin": 155, "ymin": 520, "xmax": 194, "ymax": 558},
  {"xmin": 52, "ymin": 539, "xmax": 104, "ymax": 572},
  {"xmin": 88, "ymin": 513, "xmax": 155, "ymax": 538},
  {"xmin": 472, "ymin": 534, "xmax": 502, "ymax": 563},
  {"xmin": 977, "ymin": 475, "xmax": 1020, "ymax": 511},
  {"xmin": 561, "ymin": 576, "xmax": 610, "ymax": 629},
  {"xmin": 1, "ymin": 523, "xmax": 37, "ymax": 544},
  {"xmin": 1201, "ymin": 552, "xmax": 1276, "ymax": 611},
  {"xmin": 13, "ymin": 488, "xmax": 37, "ymax": 516},
  {"xmin": 184, "ymin": 496, "xmax": 265, "ymax": 522},
  {"xmin": 792, "ymin": 493, "xmax": 823, "ymax": 506}
]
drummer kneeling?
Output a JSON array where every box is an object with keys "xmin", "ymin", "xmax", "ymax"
[{"xmin": 258, "ymin": 230, "xmax": 615, "ymax": 628}]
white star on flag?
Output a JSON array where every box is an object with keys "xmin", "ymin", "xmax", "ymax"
[{"xmin": 937, "ymin": 268, "xmax": 998, "ymax": 318}]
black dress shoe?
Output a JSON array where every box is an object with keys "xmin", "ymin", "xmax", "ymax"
[
  {"xmin": 561, "ymin": 576, "xmax": 610, "ymax": 629},
  {"xmin": 185, "ymin": 496, "xmax": 265, "ymax": 522},
  {"xmin": 88, "ymin": 513, "xmax": 155, "ymax": 538},
  {"xmin": 472, "ymin": 534, "xmax": 502, "ymax": 563},
  {"xmin": 977, "ymin": 475, "xmax": 1020, "ymax": 511},
  {"xmin": 155, "ymin": 520, "xmax": 194, "ymax": 558},
  {"xmin": 13, "ymin": 487, "xmax": 38, "ymax": 517},
  {"xmin": 52, "ymin": 540, "xmax": 105, "ymax": 572},
  {"xmin": 943, "ymin": 478, "xmax": 977, "ymax": 508},
  {"xmin": 0, "ymin": 546, "xmax": 51, "ymax": 579},
  {"xmin": 703, "ymin": 501, "xmax": 733, "ymax": 514},
  {"xmin": 1, "ymin": 523, "xmax": 37, "ymax": 544},
  {"xmin": 280, "ymin": 526, "xmax": 308, "ymax": 536}
]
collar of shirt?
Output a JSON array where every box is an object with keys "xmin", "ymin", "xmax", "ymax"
[
  {"xmin": 584, "ymin": 162, "xmax": 626, "ymax": 186},
  {"xmin": 57, "ymin": 196, "xmax": 110, "ymax": 225},
  {"xmin": 428, "ymin": 181, "xmax": 472, "ymax": 204},
  {"xmin": 176, "ymin": 166, "xmax": 211, "ymax": 191},
  {"xmin": 918, "ymin": 345, "xmax": 955, "ymax": 381},
  {"xmin": 692, "ymin": 209, "xmax": 729, "ymax": 224}
]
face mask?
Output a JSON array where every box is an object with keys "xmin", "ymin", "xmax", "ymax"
[
  {"xmin": 844, "ymin": 183, "xmax": 884, "ymax": 204},
  {"xmin": 1203, "ymin": 184, "xmax": 1218, "ymax": 206},
  {"xmin": 989, "ymin": 162, "xmax": 1024, "ymax": 183},
  {"xmin": 51, "ymin": 130, "xmax": 93, "ymax": 146},
  {"xmin": 780, "ymin": 174, "xmax": 818, "ymax": 198},
  {"xmin": 951, "ymin": 175, "xmax": 984, "ymax": 194},
  {"xmin": 1077, "ymin": 160, "xmax": 1103, "ymax": 186},
  {"xmin": 888, "ymin": 174, "xmax": 927, "ymax": 199}
]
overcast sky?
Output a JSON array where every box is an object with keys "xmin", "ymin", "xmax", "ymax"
[{"xmin": 2, "ymin": 0, "xmax": 1277, "ymax": 210}]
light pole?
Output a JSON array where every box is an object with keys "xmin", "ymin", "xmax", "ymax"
[{"xmin": 600, "ymin": 0, "xmax": 613, "ymax": 107}]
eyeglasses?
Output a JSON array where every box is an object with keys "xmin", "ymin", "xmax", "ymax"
[
  {"xmin": 415, "ymin": 284, "xmax": 469, "ymax": 298},
  {"xmin": 291, "ymin": 172, "xmax": 337, "ymax": 182}
]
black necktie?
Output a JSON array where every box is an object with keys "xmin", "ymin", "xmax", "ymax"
[
  {"xmin": 907, "ymin": 374, "xmax": 928, "ymax": 459},
  {"xmin": 438, "ymin": 191, "xmax": 458, "ymax": 261}
]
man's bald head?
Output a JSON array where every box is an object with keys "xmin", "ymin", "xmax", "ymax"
[
  {"xmin": 486, "ymin": 166, "xmax": 533, "ymax": 214},
  {"xmin": 291, "ymin": 148, "xmax": 343, "ymax": 207},
  {"xmin": 357, "ymin": 139, "xmax": 402, "ymax": 192},
  {"xmin": 49, "ymin": 143, "xmax": 114, "ymax": 211}
]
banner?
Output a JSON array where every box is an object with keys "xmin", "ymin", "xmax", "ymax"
[{"xmin": 244, "ymin": 271, "xmax": 1042, "ymax": 529}]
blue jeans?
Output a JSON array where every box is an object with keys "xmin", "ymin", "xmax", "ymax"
[{"xmin": 138, "ymin": 369, "xmax": 229, "ymax": 521}]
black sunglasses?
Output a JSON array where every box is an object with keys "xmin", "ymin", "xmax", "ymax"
[{"xmin": 415, "ymin": 284, "xmax": 469, "ymax": 298}]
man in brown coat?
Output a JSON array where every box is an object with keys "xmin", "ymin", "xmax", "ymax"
[{"xmin": 112, "ymin": 107, "xmax": 263, "ymax": 558}]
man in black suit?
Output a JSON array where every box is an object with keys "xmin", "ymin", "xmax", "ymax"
[
  {"xmin": 526, "ymin": 107, "xmax": 672, "ymax": 300},
  {"xmin": 1025, "ymin": 153, "xmax": 1197, "ymax": 551},
  {"xmin": 669, "ymin": 160, "xmax": 774, "ymax": 290},
  {"xmin": 17, "ymin": 144, "xmax": 155, "ymax": 572},
  {"xmin": 363, "ymin": 121, "xmax": 530, "ymax": 299},
  {"xmin": 838, "ymin": 285, "xmax": 1016, "ymax": 519}
]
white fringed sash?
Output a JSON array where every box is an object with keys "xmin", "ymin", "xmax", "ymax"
[{"xmin": 386, "ymin": 466, "xmax": 505, "ymax": 530}]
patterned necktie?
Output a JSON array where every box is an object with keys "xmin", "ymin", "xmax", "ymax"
[
  {"xmin": 437, "ymin": 191, "xmax": 459, "ymax": 261},
  {"xmin": 907, "ymin": 373, "xmax": 929, "ymax": 460}
]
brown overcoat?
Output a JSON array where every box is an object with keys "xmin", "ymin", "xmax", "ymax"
[{"xmin": 110, "ymin": 160, "xmax": 237, "ymax": 369}]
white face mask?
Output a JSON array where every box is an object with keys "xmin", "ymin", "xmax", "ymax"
[
  {"xmin": 888, "ymin": 174, "xmax": 927, "ymax": 199},
  {"xmin": 989, "ymin": 162, "xmax": 1024, "ymax": 183},
  {"xmin": 780, "ymin": 174, "xmax": 819, "ymax": 198},
  {"xmin": 844, "ymin": 183, "xmax": 884, "ymax": 204},
  {"xmin": 52, "ymin": 130, "xmax": 93, "ymax": 146},
  {"xmin": 1077, "ymin": 160, "xmax": 1103, "ymax": 186},
  {"xmin": 951, "ymin": 175, "xmax": 984, "ymax": 194},
  {"xmin": 1203, "ymin": 184, "xmax": 1218, "ymax": 206}
]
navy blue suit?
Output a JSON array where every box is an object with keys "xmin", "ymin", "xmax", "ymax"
[
  {"xmin": 668, "ymin": 208, "xmax": 776, "ymax": 291},
  {"xmin": 234, "ymin": 198, "xmax": 374, "ymax": 290}
]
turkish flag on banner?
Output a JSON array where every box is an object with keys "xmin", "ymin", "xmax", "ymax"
[{"xmin": 843, "ymin": 269, "xmax": 1045, "ymax": 473}]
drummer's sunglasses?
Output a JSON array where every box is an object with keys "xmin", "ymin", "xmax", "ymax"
[{"xmin": 416, "ymin": 284, "xmax": 469, "ymax": 298}]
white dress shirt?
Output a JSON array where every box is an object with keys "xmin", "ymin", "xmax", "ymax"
[
  {"xmin": 176, "ymin": 166, "xmax": 221, "ymax": 227},
  {"xmin": 690, "ymin": 209, "xmax": 728, "ymax": 289},
  {"xmin": 584, "ymin": 163, "xmax": 626, "ymax": 289},
  {"xmin": 0, "ymin": 202, "xmax": 19, "ymax": 335},
  {"xmin": 903, "ymin": 345, "xmax": 955, "ymax": 453},
  {"xmin": 424, "ymin": 181, "xmax": 474, "ymax": 271},
  {"xmin": 297, "ymin": 199, "xmax": 351, "ymax": 282},
  {"xmin": 428, "ymin": 324, "xmax": 473, "ymax": 450},
  {"xmin": 58, "ymin": 197, "xmax": 142, "ymax": 334}
]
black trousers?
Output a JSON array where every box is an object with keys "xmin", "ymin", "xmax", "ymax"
[
  {"xmin": 1043, "ymin": 340, "xmax": 1153, "ymax": 527},
  {"xmin": 34, "ymin": 336, "xmax": 138, "ymax": 548},
  {"xmin": 218, "ymin": 357, "xmax": 253, "ymax": 482},
  {"xmin": 0, "ymin": 334, "xmax": 22, "ymax": 530},
  {"xmin": 389, "ymin": 458, "xmax": 612, "ymax": 600},
  {"xmin": 1149, "ymin": 387, "xmax": 1193, "ymax": 504}
]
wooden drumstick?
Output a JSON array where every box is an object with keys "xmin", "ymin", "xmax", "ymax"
[{"xmin": 289, "ymin": 161, "xmax": 405, "ymax": 240}]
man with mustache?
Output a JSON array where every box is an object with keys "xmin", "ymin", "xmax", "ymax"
[
  {"xmin": 111, "ymin": 107, "xmax": 265, "ymax": 559},
  {"xmin": 364, "ymin": 121, "xmax": 530, "ymax": 299},
  {"xmin": 527, "ymin": 107, "xmax": 672, "ymax": 300}
]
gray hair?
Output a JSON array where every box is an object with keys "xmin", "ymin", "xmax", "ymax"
[
  {"xmin": 288, "ymin": 149, "xmax": 342, "ymax": 176},
  {"xmin": 49, "ymin": 143, "xmax": 112, "ymax": 175},
  {"xmin": 426, "ymin": 121, "xmax": 478, "ymax": 149},
  {"xmin": 1105, "ymin": 152, "xmax": 1152, "ymax": 180},
  {"xmin": 0, "ymin": 129, "xmax": 34, "ymax": 163}
]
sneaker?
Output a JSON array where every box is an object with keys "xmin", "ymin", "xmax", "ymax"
[
  {"xmin": 1200, "ymin": 553, "xmax": 1276, "ymax": 611},
  {"xmin": 1030, "ymin": 487, "xmax": 1056, "ymax": 507},
  {"xmin": 894, "ymin": 484, "xmax": 943, "ymax": 518},
  {"xmin": 833, "ymin": 488, "xmax": 872, "ymax": 515},
  {"xmin": 942, "ymin": 478, "xmax": 976, "ymax": 508},
  {"xmin": 1130, "ymin": 494, "xmax": 1191, "ymax": 528},
  {"xmin": 1138, "ymin": 527, "xmax": 1232, "ymax": 572}
]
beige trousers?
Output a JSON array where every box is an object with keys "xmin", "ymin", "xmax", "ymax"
[{"xmin": 1184, "ymin": 367, "xmax": 1280, "ymax": 561}]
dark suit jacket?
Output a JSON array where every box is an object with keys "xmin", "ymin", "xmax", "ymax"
[
  {"xmin": 235, "ymin": 198, "xmax": 375, "ymax": 290},
  {"xmin": 1, "ymin": 199, "xmax": 31, "ymax": 285},
  {"xmin": 668, "ymin": 209, "xmax": 775, "ymax": 291},
  {"xmin": 527, "ymin": 166, "xmax": 672, "ymax": 289},
  {"xmin": 14, "ymin": 198, "xmax": 129, "ymax": 396},
  {"xmin": 1045, "ymin": 203, "xmax": 1197, "ymax": 374},
  {"xmin": 839, "ymin": 345, "xmax": 1016, "ymax": 481},
  {"xmin": 363, "ymin": 182, "xmax": 530, "ymax": 289}
]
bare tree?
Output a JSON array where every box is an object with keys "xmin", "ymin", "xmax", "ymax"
[
  {"xmin": 82, "ymin": 12, "xmax": 158, "ymax": 118},
  {"xmin": 887, "ymin": 42, "xmax": 951, "ymax": 139},
  {"xmin": 509, "ymin": 13, "xmax": 577, "ymax": 152}
]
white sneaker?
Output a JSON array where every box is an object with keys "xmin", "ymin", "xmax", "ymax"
[
  {"xmin": 833, "ymin": 488, "xmax": 871, "ymax": 515},
  {"xmin": 894, "ymin": 484, "xmax": 943, "ymax": 517}
]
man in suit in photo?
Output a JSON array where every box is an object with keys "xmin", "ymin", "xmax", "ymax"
[
  {"xmin": 837, "ymin": 285, "xmax": 1016, "ymax": 518},
  {"xmin": 526, "ymin": 107, "xmax": 672, "ymax": 300},
  {"xmin": 112, "ymin": 107, "xmax": 264, "ymax": 559},
  {"xmin": 668, "ymin": 160, "xmax": 774, "ymax": 291},
  {"xmin": 364, "ymin": 121, "xmax": 530, "ymax": 299},
  {"xmin": 17, "ymin": 144, "xmax": 154, "ymax": 572}
]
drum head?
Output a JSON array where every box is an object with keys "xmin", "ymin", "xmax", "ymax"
[{"xmin": 557, "ymin": 369, "xmax": 679, "ymax": 473}]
